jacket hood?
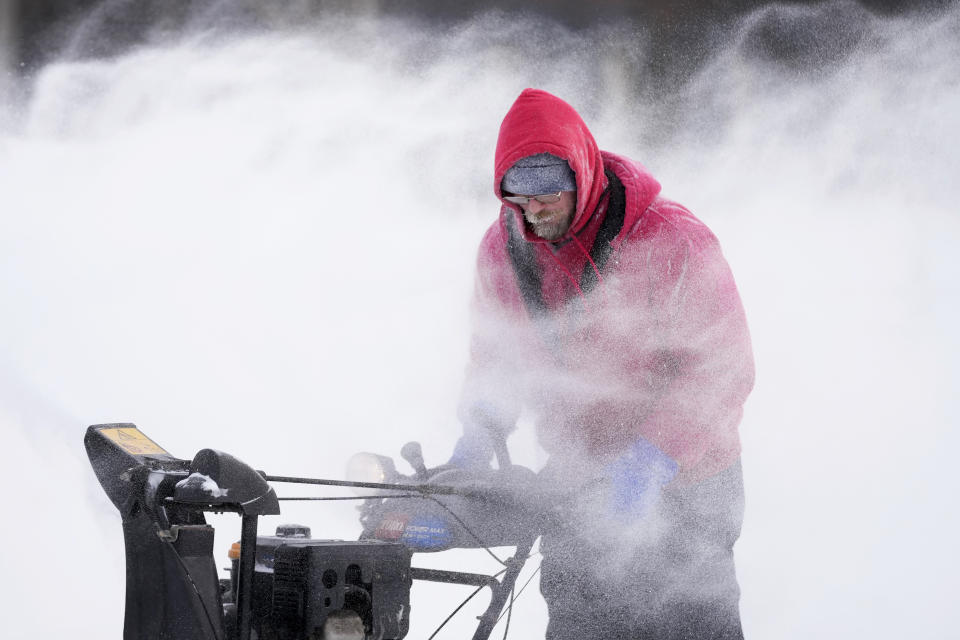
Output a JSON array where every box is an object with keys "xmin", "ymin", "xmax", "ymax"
[{"xmin": 494, "ymin": 89, "xmax": 608, "ymax": 242}]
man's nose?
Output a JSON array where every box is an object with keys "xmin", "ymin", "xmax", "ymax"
[{"xmin": 525, "ymin": 199, "xmax": 545, "ymax": 214}]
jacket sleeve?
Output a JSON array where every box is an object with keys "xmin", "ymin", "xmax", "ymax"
[
  {"xmin": 456, "ymin": 220, "xmax": 525, "ymax": 453},
  {"xmin": 619, "ymin": 207, "xmax": 755, "ymax": 482}
]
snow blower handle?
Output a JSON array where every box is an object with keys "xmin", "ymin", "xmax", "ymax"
[
  {"xmin": 489, "ymin": 428, "xmax": 512, "ymax": 469},
  {"xmin": 401, "ymin": 441, "xmax": 428, "ymax": 479}
]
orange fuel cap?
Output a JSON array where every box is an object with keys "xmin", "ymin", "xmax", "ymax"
[{"xmin": 228, "ymin": 542, "xmax": 241, "ymax": 560}]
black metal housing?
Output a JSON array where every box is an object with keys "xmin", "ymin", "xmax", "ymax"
[{"xmin": 85, "ymin": 424, "xmax": 224, "ymax": 640}]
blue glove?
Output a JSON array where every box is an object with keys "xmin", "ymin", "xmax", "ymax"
[{"xmin": 607, "ymin": 438, "xmax": 679, "ymax": 517}]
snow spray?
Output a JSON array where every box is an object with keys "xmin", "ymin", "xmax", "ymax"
[{"xmin": 0, "ymin": 2, "xmax": 958, "ymax": 638}]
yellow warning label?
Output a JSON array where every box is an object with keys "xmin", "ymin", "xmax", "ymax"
[{"xmin": 100, "ymin": 428, "xmax": 169, "ymax": 456}]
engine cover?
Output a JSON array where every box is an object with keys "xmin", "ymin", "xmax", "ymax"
[{"xmin": 268, "ymin": 539, "xmax": 411, "ymax": 640}]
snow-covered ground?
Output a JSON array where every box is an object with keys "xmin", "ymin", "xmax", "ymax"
[{"xmin": 1, "ymin": 2, "xmax": 958, "ymax": 638}]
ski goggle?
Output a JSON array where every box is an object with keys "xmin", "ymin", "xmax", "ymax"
[{"xmin": 502, "ymin": 191, "xmax": 566, "ymax": 205}]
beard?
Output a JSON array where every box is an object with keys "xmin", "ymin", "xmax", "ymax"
[{"xmin": 524, "ymin": 207, "xmax": 575, "ymax": 241}]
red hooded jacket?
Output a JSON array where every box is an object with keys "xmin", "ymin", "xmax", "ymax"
[{"xmin": 461, "ymin": 89, "xmax": 754, "ymax": 484}]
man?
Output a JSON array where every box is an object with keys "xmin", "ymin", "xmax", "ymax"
[{"xmin": 450, "ymin": 88, "xmax": 754, "ymax": 639}]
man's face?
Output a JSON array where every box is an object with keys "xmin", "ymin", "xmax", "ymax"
[{"xmin": 515, "ymin": 191, "xmax": 577, "ymax": 241}]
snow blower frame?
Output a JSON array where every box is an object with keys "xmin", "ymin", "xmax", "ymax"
[{"xmin": 85, "ymin": 423, "xmax": 540, "ymax": 640}]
